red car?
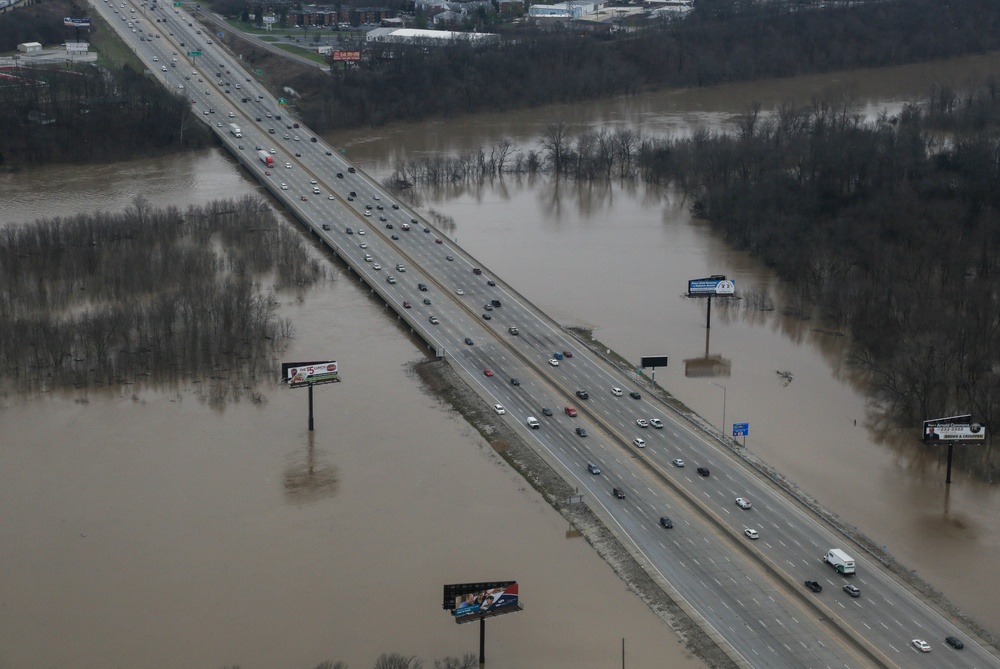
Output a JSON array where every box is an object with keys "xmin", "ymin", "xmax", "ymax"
[
  {"xmin": 300, "ymin": 196, "xmax": 308, "ymax": 201},
  {"xmin": 563, "ymin": 351, "xmax": 573, "ymax": 358},
  {"xmin": 564, "ymin": 406, "xmax": 577, "ymax": 417},
  {"xmin": 435, "ymin": 239, "xmax": 444, "ymax": 244},
  {"xmin": 484, "ymin": 368, "xmax": 494, "ymax": 377},
  {"xmin": 403, "ymin": 301, "xmax": 411, "ymax": 309}
]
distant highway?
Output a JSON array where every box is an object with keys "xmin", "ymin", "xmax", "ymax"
[{"xmin": 92, "ymin": 3, "xmax": 1000, "ymax": 666}]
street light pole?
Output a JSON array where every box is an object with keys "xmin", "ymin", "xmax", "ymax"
[{"xmin": 710, "ymin": 382, "xmax": 726, "ymax": 435}]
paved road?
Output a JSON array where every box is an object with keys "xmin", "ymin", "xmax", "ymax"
[{"xmin": 93, "ymin": 3, "xmax": 1000, "ymax": 666}]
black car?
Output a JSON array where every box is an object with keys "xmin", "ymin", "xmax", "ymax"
[
  {"xmin": 464, "ymin": 337, "xmax": 474, "ymax": 345},
  {"xmin": 575, "ymin": 390, "xmax": 589, "ymax": 400},
  {"xmin": 804, "ymin": 580, "xmax": 823, "ymax": 593},
  {"xmin": 391, "ymin": 234, "xmax": 399, "ymax": 240},
  {"xmin": 256, "ymin": 116, "xmax": 262, "ymax": 121},
  {"xmin": 418, "ymin": 283, "xmax": 427, "ymax": 291},
  {"xmin": 337, "ymin": 172, "xmax": 344, "ymax": 178},
  {"xmin": 612, "ymin": 487, "xmax": 625, "ymax": 499},
  {"xmin": 410, "ymin": 218, "xmax": 418, "ymax": 225},
  {"xmin": 696, "ymin": 467, "xmax": 711, "ymax": 477},
  {"xmin": 321, "ymin": 224, "xmax": 331, "ymax": 230},
  {"xmin": 379, "ymin": 216, "xmax": 387, "ymax": 222},
  {"xmin": 575, "ymin": 427, "xmax": 588, "ymax": 437},
  {"xmin": 348, "ymin": 167, "xmax": 356, "ymax": 173},
  {"xmin": 487, "ymin": 280, "xmax": 496, "ymax": 286},
  {"xmin": 659, "ymin": 516, "xmax": 673, "ymax": 529},
  {"xmin": 423, "ymin": 228, "xmax": 430, "ymax": 233},
  {"xmin": 541, "ymin": 407, "xmax": 553, "ymax": 417},
  {"xmin": 310, "ymin": 137, "xmax": 317, "ymax": 142},
  {"xmin": 326, "ymin": 151, "xmax": 333, "ymax": 156},
  {"xmin": 629, "ymin": 391, "xmax": 641, "ymax": 400},
  {"xmin": 945, "ymin": 636, "xmax": 964, "ymax": 650},
  {"xmin": 491, "ymin": 299, "xmax": 501, "ymax": 307},
  {"xmin": 510, "ymin": 378, "xmax": 520, "ymax": 386},
  {"xmin": 422, "ymin": 298, "xmax": 431, "ymax": 305},
  {"xmin": 376, "ymin": 205, "xmax": 383, "ymax": 210},
  {"xmin": 345, "ymin": 227, "xmax": 353, "ymax": 234},
  {"xmin": 385, "ymin": 223, "xmax": 393, "ymax": 229},
  {"xmin": 446, "ymin": 255, "xmax": 454, "ymax": 261},
  {"xmin": 294, "ymin": 152, "xmax": 301, "ymax": 157},
  {"xmin": 349, "ymin": 191, "xmax": 357, "ymax": 197},
  {"xmin": 392, "ymin": 204, "xmax": 399, "ymax": 209}
]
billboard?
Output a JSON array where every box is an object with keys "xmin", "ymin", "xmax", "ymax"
[
  {"xmin": 922, "ymin": 415, "xmax": 987, "ymax": 442},
  {"xmin": 443, "ymin": 581, "xmax": 522, "ymax": 623},
  {"xmin": 641, "ymin": 355, "xmax": 669, "ymax": 368},
  {"xmin": 281, "ymin": 360, "xmax": 340, "ymax": 388},
  {"xmin": 65, "ymin": 41, "xmax": 90, "ymax": 53},
  {"xmin": 688, "ymin": 275, "xmax": 735, "ymax": 297},
  {"xmin": 332, "ymin": 50, "xmax": 361, "ymax": 61},
  {"xmin": 64, "ymin": 17, "xmax": 91, "ymax": 27}
]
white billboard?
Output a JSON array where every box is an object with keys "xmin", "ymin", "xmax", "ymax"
[{"xmin": 923, "ymin": 415, "xmax": 987, "ymax": 442}]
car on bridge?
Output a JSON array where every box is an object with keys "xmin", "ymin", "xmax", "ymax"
[
  {"xmin": 736, "ymin": 497, "xmax": 752, "ymax": 509},
  {"xmin": 494, "ymin": 404, "xmax": 505, "ymax": 415},
  {"xmin": 636, "ymin": 419, "xmax": 649, "ymax": 428},
  {"xmin": 483, "ymin": 368, "xmax": 493, "ymax": 377},
  {"xmin": 650, "ymin": 418, "xmax": 664, "ymax": 428},
  {"xmin": 672, "ymin": 459, "xmax": 685, "ymax": 467},
  {"xmin": 804, "ymin": 580, "xmax": 822, "ymax": 593},
  {"xmin": 612, "ymin": 487, "xmax": 625, "ymax": 499},
  {"xmin": 611, "ymin": 387, "xmax": 623, "ymax": 396},
  {"xmin": 945, "ymin": 636, "xmax": 964, "ymax": 649},
  {"xmin": 541, "ymin": 407, "xmax": 553, "ymax": 416},
  {"xmin": 843, "ymin": 584, "xmax": 860, "ymax": 597},
  {"xmin": 564, "ymin": 406, "xmax": 577, "ymax": 416},
  {"xmin": 403, "ymin": 301, "xmax": 411, "ymax": 309},
  {"xmin": 575, "ymin": 390, "xmax": 589, "ymax": 399},
  {"xmin": 464, "ymin": 338, "xmax": 474, "ymax": 345},
  {"xmin": 632, "ymin": 438, "xmax": 645, "ymax": 448},
  {"xmin": 744, "ymin": 528, "xmax": 759, "ymax": 540},
  {"xmin": 659, "ymin": 516, "xmax": 673, "ymax": 529},
  {"xmin": 629, "ymin": 391, "xmax": 641, "ymax": 399},
  {"xmin": 575, "ymin": 427, "xmax": 588, "ymax": 437},
  {"xmin": 510, "ymin": 378, "xmax": 521, "ymax": 386},
  {"xmin": 587, "ymin": 462, "xmax": 601, "ymax": 475},
  {"xmin": 428, "ymin": 315, "xmax": 439, "ymax": 324},
  {"xmin": 911, "ymin": 639, "xmax": 931, "ymax": 653},
  {"xmin": 696, "ymin": 467, "xmax": 710, "ymax": 477}
]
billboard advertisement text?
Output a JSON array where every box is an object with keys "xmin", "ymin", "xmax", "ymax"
[
  {"xmin": 923, "ymin": 419, "xmax": 986, "ymax": 442},
  {"xmin": 688, "ymin": 276, "xmax": 735, "ymax": 296},
  {"xmin": 333, "ymin": 50, "xmax": 361, "ymax": 61},
  {"xmin": 64, "ymin": 17, "xmax": 91, "ymax": 27},
  {"xmin": 283, "ymin": 360, "xmax": 339, "ymax": 388},
  {"xmin": 452, "ymin": 582, "xmax": 519, "ymax": 620}
]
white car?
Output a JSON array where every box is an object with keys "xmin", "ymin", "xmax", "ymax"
[
  {"xmin": 632, "ymin": 438, "xmax": 645, "ymax": 448},
  {"xmin": 359, "ymin": 243, "xmax": 367, "ymax": 249},
  {"xmin": 611, "ymin": 387, "xmax": 623, "ymax": 396},
  {"xmin": 744, "ymin": 528, "xmax": 759, "ymax": 540},
  {"xmin": 548, "ymin": 359, "xmax": 560, "ymax": 367},
  {"xmin": 373, "ymin": 194, "xmax": 380, "ymax": 200},
  {"xmin": 310, "ymin": 179, "xmax": 317, "ymax": 184},
  {"xmin": 269, "ymin": 148, "xmax": 276, "ymax": 154},
  {"xmin": 456, "ymin": 289, "xmax": 464, "ymax": 295},
  {"xmin": 280, "ymin": 183, "xmax": 288, "ymax": 190},
  {"xmin": 649, "ymin": 418, "xmax": 664, "ymax": 429},
  {"xmin": 284, "ymin": 162, "xmax": 292, "ymax": 169},
  {"xmin": 911, "ymin": 639, "xmax": 931, "ymax": 653},
  {"xmin": 328, "ymin": 195, "xmax": 335, "ymax": 200},
  {"xmin": 364, "ymin": 255, "xmax": 373, "ymax": 262},
  {"xmin": 735, "ymin": 497, "xmax": 752, "ymax": 510},
  {"xmin": 636, "ymin": 419, "xmax": 649, "ymax": 428},
  {"xmin": 358, "ymin": 230, "xmax": 365, "ymax": 235},
  {"xmin": 372, "ymin": 263, "xmax": 381, "ymax": 270},
  {"xmin": 672, "ymin": 458, "xmax": 685, "ymax": 467},
  {"xmin": 153, "ymin": 56, "xmax": 159, "ymax": 61},
  {"xmin": 494, "ymin": 404, "xmax": 506, "ymax": 415}
]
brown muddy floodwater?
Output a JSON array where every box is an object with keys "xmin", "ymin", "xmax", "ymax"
[
  {"xmin": 329, "ymin": 50, "xmax": 1000, "ymax": 635},
  {"xmin": 4, "ymin": 50, "xmax": 1000, "ymax": 669},
  {"xmin": 0, "ymin": 153, "xmax": 702, "ymax": 669}
]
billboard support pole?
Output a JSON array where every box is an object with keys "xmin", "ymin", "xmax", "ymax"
[
  {"xmin": 479, "ymin": 617, "xmax": 486, "ymax": 666},
  {"xmin": 946, "ymin": 443, "xmax": 953, "ymax": 484},
  {"xmin": 706, "ymin": 295, "xmax": 712, "ymax": 329},
  {"xmin": 308, "ymin": 384, "xmax": 314, "ymax": 431}
]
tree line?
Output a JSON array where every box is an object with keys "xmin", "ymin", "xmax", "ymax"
[
  {"xmin": 646, "ymin": 91, "xmax": 1000, "ymax": 476},
  {"xmin": 0, "ymin": 195, "xmax": 326, "ymax": 395},
  {"xmin": 0, "ymin": 0, "xmax": 213, "ymax": 167},
  {"xmin": 287, "ymin": 0, "xmax": 1000, "ymax": 130}
]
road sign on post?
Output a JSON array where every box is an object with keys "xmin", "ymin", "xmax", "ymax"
[
  {"xmin": 278, "ymin": 97, "xmax": 287, "ymax": 106},
  {"xmin": 732, "ymin": 422, "xmax": 748, "ymax": 448},
  {"xmin": 188, "ymin": 50, "xmax": 202, "ymax": 56}
]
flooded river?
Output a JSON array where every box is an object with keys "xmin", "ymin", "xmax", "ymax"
[{"xmin": 3, "ymin": 51, "xmax": 1000, "ymax": 669}]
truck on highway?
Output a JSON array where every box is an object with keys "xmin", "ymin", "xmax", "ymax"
[
  {"xmin": 824, "ymin": 548, "xmax": 856, "ymax": 574},
  {"xmin": 229, "ymin": 123, "xmax": 242, "ymax": 138},
  {"xmin": 257, "ymin": 150, "xmax": 273, "ymax": 167}
]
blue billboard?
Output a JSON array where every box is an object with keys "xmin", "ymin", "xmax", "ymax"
[{"xmin": 688, "ymin": 276, "xmax": 735, "ymax": 296}]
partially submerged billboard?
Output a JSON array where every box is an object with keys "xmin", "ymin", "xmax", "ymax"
[{"xmin": 281, "ymin": 360, "xmax": 339, "ymax": 388}]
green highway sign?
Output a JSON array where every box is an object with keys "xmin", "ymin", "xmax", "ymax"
[
  {"xmin": 187, "ymin": 50, "xmax": 202, "ymax": 56},
  {"xmin": 277, "ymin": 97, "xmax": 287, "ymax": 106},
  {"xmin": 256, "ymin": 69, "xmax": 262, "ymax": 74}
]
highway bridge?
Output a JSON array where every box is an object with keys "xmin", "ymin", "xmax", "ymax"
[{"xmin": 91, "ymin": 4, "xmax": 1000, "ymax": 666}]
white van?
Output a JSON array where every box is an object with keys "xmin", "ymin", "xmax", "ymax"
[{"xmin": 526, "ymin": 417, "xmax": 539, "ymax": 429}]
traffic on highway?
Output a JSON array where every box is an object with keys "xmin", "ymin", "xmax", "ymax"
[{"xmin": 96, "ymin": 4, "xmax": 1000, "ymax": 666}]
